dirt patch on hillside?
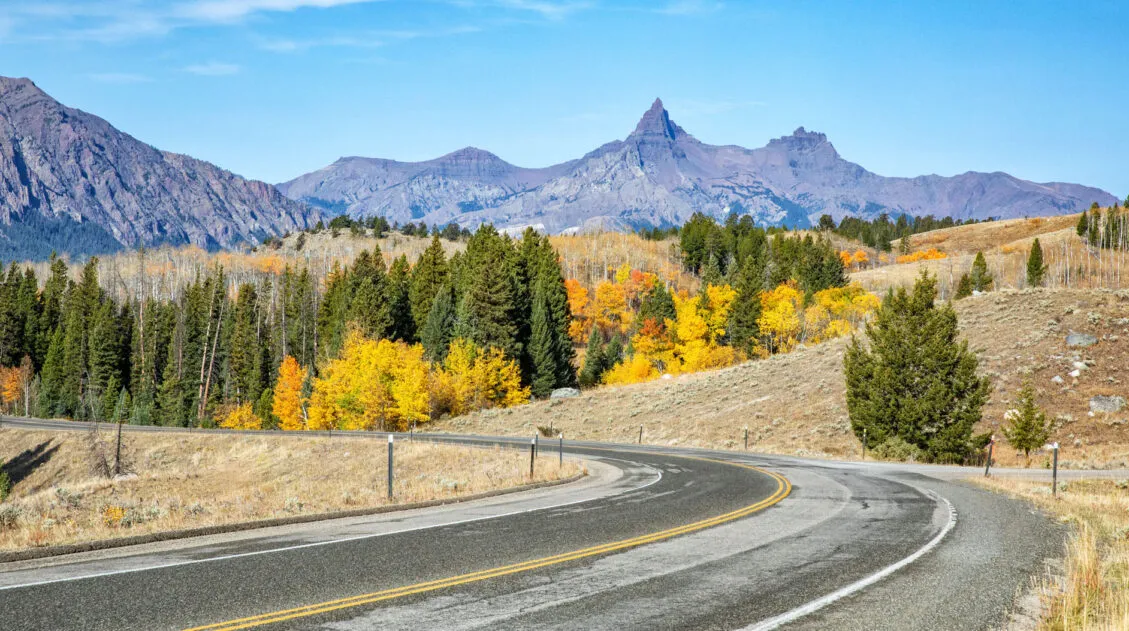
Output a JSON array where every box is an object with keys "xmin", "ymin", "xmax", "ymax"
[{"xmin": 437, "ymin": 288, "xmax": 1129, "ymax": 469}]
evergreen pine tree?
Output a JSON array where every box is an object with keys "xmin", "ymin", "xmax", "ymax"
[
  {"xmin": 638, "ymin": 283, "xmax": 676, "ymax": 327},
  {"xmin": 844, "ymin": 271, "xmax": 991, "ymax": 462},
  {"xmin": 527, "ymin": 287, "xmax": 557, "ymax": 398},
  {"xmin": 457, "ymin": 226, "xmax": 519, "ymax": 359},
  {"xmin": 227, "ymin": 284, "xmax": 263, "ymax": 404},
  {"xmin": 387, "ymin": 255, "xmax": 415, "ymax": 342},
  {"xmin": 969, "ymin": 252, "xmax": 993, "ymax": 292},
  {"xmin": 1026, "ymin": 238, "xmax": 1047, "ymax": 287},
  {"xmin": 157, "ymin": 346, "xmax": 186, "ymax": 427},
  {"xmin": 701, "ymin": 253, "xmax": 723, "ymax": 287},
  {"xmin": 1003, "ymin": 380, "xmax": 1050, "ymax": 461},
  {"xmin": 603, "ymin": 335, "xmax": 624, "ymax": 369},
  {"xmin": 1088, "ymin": 207, "xmax": 1102, "ymax": 246},
  {"xmin": 955, "ymin": 273, "xmax": 973, "ymax": 299},
  {"xmin": 728, "ymin": 256, "xmax": 764, "ymax": 354},
  {"xmin": 409, "ymin": 235, "xmax": 449, "ymax": 332},
  {"xmin": 317, "ymin": 263, "xmax": 351, "ymax": 358},
  {"xmin": 1076, "ymin": 208, "xmax": 1089, "ymax": 237},
  {"xmin": 348, "ymin": 247, "xmax": 392, "ymax": 339},
  {"xmin": 578, "ymin": 328, "xmax": 606, "ymax": 388},
  {"xmin": 39, "ymin": 327, "xmax": 65, "ymax": 416},
  {"xmin": 420, "ymin": 286, "xmax": 455, "ymax": 362}
]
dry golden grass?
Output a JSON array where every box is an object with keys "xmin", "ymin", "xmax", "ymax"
[
  {"xmin": 0, "ymin": 428, "xmax": 580, "ymax": 551},
  {"xmin": 856, "ymin": 214, "xmax": 1129, "ymax": 300},
  {"xmin": 976, "ymin": 477, "xmax": 1129, "ymax": 630}
]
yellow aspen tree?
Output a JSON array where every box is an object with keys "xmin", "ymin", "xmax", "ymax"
[
  {"xmin": 272, "ymin": 356, "xmax": 308, "ymax": 431},
  {"xmin": 758, "ymin": 282, "xmax": 803, "ymax": 354},
  {"xmin": 218, "ymin": 403, "xmax": 263, "ymax": 430}
]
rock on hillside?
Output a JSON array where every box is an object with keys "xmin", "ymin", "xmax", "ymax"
[
  {"xmin": 0, "ymin": 76, "xmax": 318, "ymax": 260},
  {"xmin": 281, "ymin": 98, "xmax": 1117, "ymax": 234}
]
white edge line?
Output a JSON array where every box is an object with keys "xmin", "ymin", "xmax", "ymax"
[
  {"xmin": 0, "ymin": 458, "xmax": 663, "ymax": 592},
  {"xmin": 742, "ymin": 489, "xmax": 958, "ymax": 631}
]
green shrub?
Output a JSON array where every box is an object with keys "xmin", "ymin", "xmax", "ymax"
[
  {"xmin": 0, "ymin": 468, "xmax": 10, "ymax": 502},
  {"xmin": 871, "ymin": 436, "xmax": 924, "ymax": 462}
]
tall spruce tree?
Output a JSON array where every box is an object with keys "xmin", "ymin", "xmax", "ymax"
[
  {"xmin": 728, "ymin": 256, "xmax": 764, "ymax": 354},
  {"xmin": 349, "ymin": 247, "xmax": 392, "ymax": 339},
  {"xmin": 227, "ymin": 284, "xmax": 263, "ymax": 404},
  {"xmin": 527, "ymin": 286, "xmax": 557, "ymax": 398},
  {"xmin": 410, "ymin": 235, "xmax": 449, "ymax": 332},
  {"xmin": 1026, "ymin": 238, "xmax": 1047, "ymax": 287},
  {"xmin": 387, "ymin": 255, "xmax": 415, "ymax": 342},
  {"xmin": 456, "ymin": 226, "xmax": 519, "ymax": 359},
  {"xmin": 844, "ymin": 272, "xmax": 991, "ymax": 462},
  {"xmin": 420, "ymin": 285, "xmax": 455, "ymax": 362}
]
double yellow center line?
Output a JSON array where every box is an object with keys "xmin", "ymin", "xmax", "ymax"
[{"xmin": 185, "ymin": 458, "xmax": 790, "ymax": 631}]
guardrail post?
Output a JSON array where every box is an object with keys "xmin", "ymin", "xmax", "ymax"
[
  {"xmin": 529, "ymin": 437, "xmax": 536, "ymax": 479},
  {"xmin": 387, "ymin": 434, "xmax": 394, "ymax": 499},
  {"xmin": 559, "ymin": 433, "xmax": 563, "ymax": 468},
  {"xmin": 1052, "ymin": 442, "xmax": 1060, "ymax": 496},
  {"xmin": 862, "ymin": 428, "xmax": 867, "ymax": 461},
  {"xmin": 744, "ymin": 426, "xmax": 748, "ymax": 451},
  {"xmin": 983, "ymin": 435, "xmax": 995, "ymax": 478},
  {"xmin": 114, "ymin": 419, "xmax": 124, "ymax": 476},
  {"xmin": 638, "ymin": 425, "xmax": 643, "ymax": 444}
]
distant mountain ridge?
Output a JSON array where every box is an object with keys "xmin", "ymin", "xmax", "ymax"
[
  {"xmin": 0, "ymin": 76, "xmax": 319, "ymax": 260},
  {"xmin": 280, "ymin": 98, "xmax": 1117, "ymax": 233}
]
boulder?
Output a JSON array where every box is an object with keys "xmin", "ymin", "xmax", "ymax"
[
  {"xmin": 1066, "ymin": 332, "xmax": 1098, "ymax": 347},
  {"xmin": 549, "ymin": 387, "xmax": 580, "ymax": 399},
  {"xmin": 1090, "ymin": 396, "xmax": 1127, "ymax": 414}
]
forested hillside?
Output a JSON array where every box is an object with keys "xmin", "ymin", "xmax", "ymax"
[{"xmin": 0, "ymin": 214, "xmax": 880, "ymax": 430}]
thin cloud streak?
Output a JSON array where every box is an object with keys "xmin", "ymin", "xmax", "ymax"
[{"xmin": 183, "ymin": 61, "xmax": 241, "ymax": 76}]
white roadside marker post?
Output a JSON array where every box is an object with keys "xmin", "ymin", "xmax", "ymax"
[
  {"xmin": 387, "ymin": 434, "xmax": 394, "ymax": 500},
  {"xmin": 529, "ymin": 437, "xmax": 536, "ymax": 479},
  {"xmin": 559, "ymin": 433, "xmax": 563, "ymax": 468}
]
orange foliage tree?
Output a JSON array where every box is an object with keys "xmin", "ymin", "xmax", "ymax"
[{"xmin": 272, "ymin": 356, "xmax": 308, "ymax": 431}]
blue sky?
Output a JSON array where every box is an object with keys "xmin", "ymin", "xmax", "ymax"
[{"xmin": 1, "ymin": 1, "xmax": 1125, "ymax": 196}]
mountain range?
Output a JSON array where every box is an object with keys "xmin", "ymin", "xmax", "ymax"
[
  {"xmin": 0, "ymin": 76, "xmax": 1118, "ymax": 261},
  {"xmin": 0, "ymin": 77, "xmax": 316, "ymax": 260},
  {"xmin": 279, "ymin": 98, "xmax": 1117, "ymax": 234}
]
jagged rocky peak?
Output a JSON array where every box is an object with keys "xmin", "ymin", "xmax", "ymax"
[{"xmin": 631, "ymin": 98, "xmax": 685, "ymax": 140}]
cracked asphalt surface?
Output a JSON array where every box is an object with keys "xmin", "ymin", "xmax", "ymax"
[{"xmin": 0, "ymin": 418, "xmax": 1064, "ymax": 630}]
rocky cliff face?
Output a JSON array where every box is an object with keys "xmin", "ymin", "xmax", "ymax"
[
  {"xmin": 0, "ymin": 77, "xmax": 318, "ymax": 260},
  {"xmin": 281, "ymin": 98, "xmax": 1117, "ymax": 233}
]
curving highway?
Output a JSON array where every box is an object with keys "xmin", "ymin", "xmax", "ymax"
[{"xmin": 0, "ymin": 417, "xmax": 1062, "ymax": 630}]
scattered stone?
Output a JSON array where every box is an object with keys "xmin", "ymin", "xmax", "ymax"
[
  {"xmin": 1051, "ymin": 375, "xmax": 1064, "ymax": 385},
  {"xmin": 1090, "ymin": 395, "xmax": 1127, "ymax": 414},
  {"xmin": 1066, "ymin": 332, "xmax": 1098, "ymax": 347},
  {"xmin": 549, "ymin": 388, "xmax": 580, "ymax": 399},
  {"xmin": 1069, "ymin": 369, "xmax": 1081, "ymax": 378},
  {"xmin": 1072, "ymin": 361, "xmax": 1089, "ymax": 371}
]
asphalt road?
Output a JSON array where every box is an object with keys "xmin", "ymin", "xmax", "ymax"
[{"xmin": 0, "ymin": 417, "xmax": 1065, "ymax": 630}]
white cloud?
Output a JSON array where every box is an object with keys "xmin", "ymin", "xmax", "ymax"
[
  {"xmin": 88, "ymin": 72, "xmax": 152, "ymax": 83},
  {"xmin": 655, "ymin": 1, "xmax": 723, "ymax": 16},
  {"xmin": 447, "ymin": 0, "xmax": 591, "ymax": 20},
  {"xmin": 183, "ymin": 61, "xmax": 241, "ymax": 76},
  {"xmin": 174, "ymin": 0, "xmax": 382, "ymax": 23}
]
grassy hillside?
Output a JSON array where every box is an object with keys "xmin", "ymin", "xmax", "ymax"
[{"xmin": 437, "ymin": 287, "xmax": 1129, "ymax": 469}]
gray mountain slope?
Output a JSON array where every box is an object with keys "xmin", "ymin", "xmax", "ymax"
[{"xmin": 0, "ymin": 76, "xmax": 319, "ymax": 260}]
